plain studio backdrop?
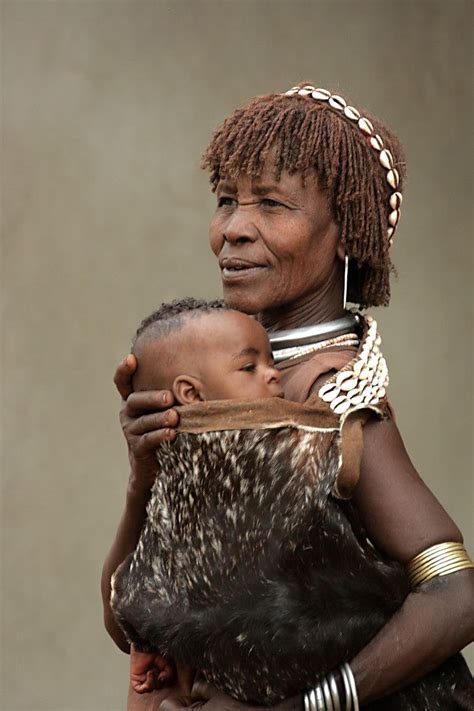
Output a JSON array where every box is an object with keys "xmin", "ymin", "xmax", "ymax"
[{"xmin": 1, "ymin": 1, "xmax": 472, "ymax": 709}]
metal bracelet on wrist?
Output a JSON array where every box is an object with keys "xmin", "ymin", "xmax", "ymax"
[{"xmin": 303, "ymin": 664, "xmax": 359, "ymax": 711}]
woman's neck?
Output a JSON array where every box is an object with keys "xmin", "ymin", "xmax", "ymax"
[{"xmin": 259, "ymin": 265, "xmax": 346, "ymax": 332}]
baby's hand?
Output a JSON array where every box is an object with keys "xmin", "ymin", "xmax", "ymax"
[{"xmin": 130, "ymin": 645, "xmax": 174, "ymax": 693}]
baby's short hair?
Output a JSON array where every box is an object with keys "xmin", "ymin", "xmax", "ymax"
[{"xmin": 133, "ymin": 297, "xmax": 228, "ymax": 348}]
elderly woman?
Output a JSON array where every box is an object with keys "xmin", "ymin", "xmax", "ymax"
[{"xmin": 101, "ymin": 84, "xmax": 474, "ymax": 710}]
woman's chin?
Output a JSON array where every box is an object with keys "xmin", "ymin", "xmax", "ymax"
[{"xmin": 222, "ymin": 289, "xmax": 264, "ymax": 315}]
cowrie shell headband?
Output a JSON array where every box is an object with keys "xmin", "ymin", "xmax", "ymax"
[{"xmin": 284, "ymin": 85, "xmax": 402, "ymax": 246}]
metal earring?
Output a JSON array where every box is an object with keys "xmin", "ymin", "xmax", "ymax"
[{"xmin": 343, "ymin": 254, "xmax": 349, "ymax": 310}]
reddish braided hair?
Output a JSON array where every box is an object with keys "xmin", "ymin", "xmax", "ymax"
[{"xmin": 201, "ymin": 83, "xmax": 406, "ymax": 307}]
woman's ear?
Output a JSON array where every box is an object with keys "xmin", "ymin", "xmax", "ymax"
[
  {"xmin": 172, "ymin": 375, "xmax": 205, "ymax": 405},
  {"xmin": 336, "ymin": 241, "xmax": 346, "ymax": 261}
]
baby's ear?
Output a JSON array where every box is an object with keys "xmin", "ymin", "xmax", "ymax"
[{"xmin": 173, "ymin": 375, "xmax": 205, "ymax": 405}]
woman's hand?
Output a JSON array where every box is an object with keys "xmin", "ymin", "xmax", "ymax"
[
  {"xmin": 114, "ymin": 354, "xmax": 179, "ymax": 498},
  {"xmin": 159, "ymin": 680, "xmax": 301, "ymax": 711}
]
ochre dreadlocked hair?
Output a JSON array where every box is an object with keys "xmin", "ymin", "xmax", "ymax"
[{"xmin": 201, "ymin": 83, "xmax": 406, "ymax": 307}]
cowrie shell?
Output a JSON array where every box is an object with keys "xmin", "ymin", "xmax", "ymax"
[
  {"xmin": 319, "ymin": 383, "xmax": 340, "ymax": 402},
  {"xmin": 363, "ymin": 385, "xmax": 374, "ymax": 402},
  {"xmin": 344, "ymin": 105, "xmax": 360, "ymax": 121},
  {"xmin": 352, "ymin": 360, "xmax": 363, "ymax": 376},
  {"xmin": 358, "ymin": 117, "xmax": 374, "ymax": 134},
  {"xmin": 387, "ymin": 227, "xmax": 394, "ymax": 239},
  {"xmin": 379, "ymin": 149, "xmax": 394, "ymax": 169},
  {"xmin": 349, "ymin": 394, "xmax": 365, "ymax": 406},
  {"xmin": 370, "ymin": 134, "xmax": 384, "ymax": 151},
  {"xmin": 340, "ymin": 377, "xmax": 359, "ymax": 392},
  {"xmin": 387, "ymin": 168, "xmax": 400, "ymax": 188},
  {"xmin": 285, "ymin": 89, "xmax": 298, "ymax": 96},
  {"xmin": 389, "ymin": 209, "xmax": 400, "ymax": 227},
  {"xmin": 332, "ymin": 395, "xmax": 348, "ymax": 409},
  {"xmin": 336, "ymin": 370, "xmax": 354, "ymax": 387},
  {"xmin": 389, "ymin": 192, "xmax": 403, "ymax": 209},
  {"xmin": 333, "ymin": 399, "xmax": 352, "ymax": 415},
  {"xmin": 329, "ymin": 95, "xmax": 347, "ymax": 110},
  {"xmin": 368, "ymin": 354, "xmax": 380, "ymax": 370},
  {"xmin": 298, "ymin": 88, "xmax": 312, "ymax": 96},
  {"xmin": 312, "ymin": 88, "xmax": 331, "ymax": 100}
]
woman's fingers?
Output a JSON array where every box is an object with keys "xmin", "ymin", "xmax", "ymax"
[
  {"xmin": 114, "ymin": 354, "xmax": 137, "ymax": 400},
  {"xmin": 128, "ymin": 409, "xmax": 179, "ymax": 436},
  {"xmin": 125, "ymin": 390, "xmax": 175, "ymax": 416},
  {"xmin": 120, "ymin": 397, "xmax": 179, "ymax": 456}
]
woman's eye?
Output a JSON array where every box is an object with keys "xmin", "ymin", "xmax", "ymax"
[
  {"xmin": 261, "ymin": 198, "xmax": 282, "ymax": 208},
  {"xmin": 217, "ymin": 196, "xmax": 237, "ymax": 208},
  {"xmin": 240, "ymin": 363, "xmax": 256, "ymax": 373}
]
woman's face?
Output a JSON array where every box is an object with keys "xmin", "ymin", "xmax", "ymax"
[{"xmin": 208, "ymin": 157, "xmax": 342, "ymax": 318}]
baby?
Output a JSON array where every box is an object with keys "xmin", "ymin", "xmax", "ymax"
[
  {"xmin": 112, "ymin": 298, "xmax": 472, "ymax": 707},
  {"xmin": 118, "ymin": 297, "xmax": 284, "ymax": 693}
]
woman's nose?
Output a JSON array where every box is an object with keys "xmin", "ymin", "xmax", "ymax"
[{"xmin": 223, "ymin": 206, "xmax": 259, "ymax": 244}]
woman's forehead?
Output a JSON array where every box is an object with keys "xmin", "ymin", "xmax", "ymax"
[{"xmin": 217, "ymin": 167, "xmax": 319, "ymax": 195}]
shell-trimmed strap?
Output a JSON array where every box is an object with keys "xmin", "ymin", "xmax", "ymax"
[
  {"xmin": 318, "ymin": 315, "xmax": 389, "ymax": 415},
  {"xmin": 317, "ymin": 315, "xmax": 392, "ymax": 499},
  {"xmin": 333, "ymin": 404, "xmax": 387, "ymax": 499}
]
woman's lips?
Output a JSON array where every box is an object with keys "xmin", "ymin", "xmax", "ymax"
[
  {"xmin": 220, "ymin": 258, "xmax": 268, "ymax": 282},
  {"xmin": 221, "ymin": 265, "xmax": 266, "ymax": 281}
]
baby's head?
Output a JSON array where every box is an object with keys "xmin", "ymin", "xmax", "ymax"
[{"xmin": 132, "ymin": 298, "xmax": 283, "ymax": 404}]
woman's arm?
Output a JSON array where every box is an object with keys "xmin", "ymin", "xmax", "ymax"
[
  {"xmin": 101, "ymin": 356, "xmax": 179, "ymax": 652},
  {"xmin": 350, "ymin": 415, "xmax": 474, "ymax": 703}
]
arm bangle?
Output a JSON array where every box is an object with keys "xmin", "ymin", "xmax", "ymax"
[
  {"xmin": 406, "ymin": 542, "xmax": 474, "ymax": 588},
  {"xmin": 304, "ymin": 667, "xmax": 355, "ymax": 711},
  {"xmin": 328, "ymin": 672, "xmax": 342, "ymax": 711},
  {"xmin": 322, "ymin": 677, "xmax": 334, "ymax": 711},
  {"xmin": 341, "ymin": 663, "xmax": 359, "ymax": 711},
  {"xmin": 339, "ymin": 664, "xmax": 352, "ymax": 711}
]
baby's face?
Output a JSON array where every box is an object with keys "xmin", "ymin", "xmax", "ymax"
[
  {"xmin": 134, "ymin": 309, "xmax": 284, "ymax": 402},
  {"xmin": 194, "ymin": 310, "xmax": 284, "ymax": 401}
]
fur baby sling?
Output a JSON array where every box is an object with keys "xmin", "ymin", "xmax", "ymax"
[{"xmin": 111, "ymin": 317, "xmax": 473, "ymax": 709}]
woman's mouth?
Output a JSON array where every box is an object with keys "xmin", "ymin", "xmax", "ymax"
[{"xmin": 220, "ymin": 258, "xmax": 267, "ymax": 281}]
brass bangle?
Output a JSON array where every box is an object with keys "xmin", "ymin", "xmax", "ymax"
[
  {"xmin": 410, "ymin": 560, "xmax": 474, "ymax": 586},
  {"xmin": 407, "ymin": 542, "xmax": 474, "ymax": 588},
  {"xmin": 408, "ymin": 546, "xmax": 465, "ymax": 574},
  {"xmin": 409, "ymin": 549, "xmax": 469, "ymax": 578}
]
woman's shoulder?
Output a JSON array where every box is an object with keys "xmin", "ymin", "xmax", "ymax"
[
  {"xmin": 278, "ymin": 347, "xmax": 358, "ymax": 403},
  {"xmin": 281, "ymin": 315, "xmax": 392, "ymax": 415}
]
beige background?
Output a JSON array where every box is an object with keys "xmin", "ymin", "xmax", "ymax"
[{"xmin": 1, "ymin": 1, "xmax": 472, "ymax": 709}]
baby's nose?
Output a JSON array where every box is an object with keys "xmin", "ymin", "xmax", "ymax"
[{"xmin": 266, "ymin": 366, "xmax": 281, "ymax": 383}]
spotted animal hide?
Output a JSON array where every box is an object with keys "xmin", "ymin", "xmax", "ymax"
[{"xmin": 111, "ymin": 419, "xmax": 472, "ymax": 708}]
